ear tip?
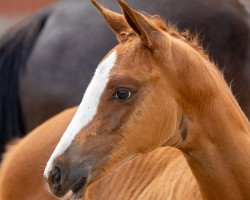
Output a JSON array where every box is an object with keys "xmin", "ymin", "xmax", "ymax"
[
  {"xmin": 91, "ymin": 0, "xmax": 101, "ymax": 8},
  {"xmin": 91, "ymin": 0, "xmax": 97, "ymax": 7},
  {"xmin": 91, "ymin": 0, "xmax": 105, "ymax": 13},
  {"xmin": 118, "ymin": 0, "xmax": 126, "ymax": 6},
  {"xmin": 118, "ymin": 0, "xmax": 131, "ymax": 12}
]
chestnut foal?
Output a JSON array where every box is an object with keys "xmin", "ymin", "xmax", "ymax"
[{"xmin": 44, "ymin": 0, "xmax": 250, "ymax": 200}]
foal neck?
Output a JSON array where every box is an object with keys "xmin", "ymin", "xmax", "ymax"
[{"xmin": 167, "ymin": 37, "xmax": 250, "ymax": 199}]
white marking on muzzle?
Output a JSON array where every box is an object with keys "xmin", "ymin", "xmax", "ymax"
[{"xmin": 44, "ymin": 50, "xmax": 117, "ymax": 178}]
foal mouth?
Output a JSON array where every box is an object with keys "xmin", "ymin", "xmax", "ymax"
[{"xmin": 71, "ymin": 177, "xmax": 87, "ymax": 199}]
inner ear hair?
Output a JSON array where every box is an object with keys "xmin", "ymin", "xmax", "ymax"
[
  {"xmin": 118, "ymin": 0, "xmax": 161, "ymax": 50},
  {"xmin": 91, "ymin": 0, "xmax": 131, "ymax": 42}
]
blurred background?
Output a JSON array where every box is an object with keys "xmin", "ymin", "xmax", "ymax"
[
  {"xmin": 0, "ymin": 0, "xmax": 249, "ymax": 36},
  {"xmin": 0, "ymin": 0, "xmax": 54, "ymax": 35}
]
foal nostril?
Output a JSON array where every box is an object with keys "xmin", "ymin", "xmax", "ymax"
[{"xmin": 49, "ymin": 166, "xmax": 61, "ymax": 187}]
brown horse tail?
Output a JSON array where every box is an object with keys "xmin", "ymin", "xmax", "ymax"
[{"xmin": 0, "ymin": 9, "xmax": 50, "ymax": 158}]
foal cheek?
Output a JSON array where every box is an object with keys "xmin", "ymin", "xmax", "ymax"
[{"xmin": 99, "ymin": 106, "xmax": 131, "ymax": 135}]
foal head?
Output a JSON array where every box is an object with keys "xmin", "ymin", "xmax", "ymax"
[{"xmin": 45, "ymin": 0, "xmax": 208, "ymax": 198}]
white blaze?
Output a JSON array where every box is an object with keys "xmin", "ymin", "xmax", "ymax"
[{"xmin": 44, "ymin": 50, "xmax": 117, "ymax": 178}]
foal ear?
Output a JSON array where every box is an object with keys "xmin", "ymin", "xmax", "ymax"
[
  {"xmin": 91, "ymin": 0, "xmax": 131, "ymax": 42},
  {"xmin": 118, "ymin": 0, "xmax": 160, "ymax": 50}
]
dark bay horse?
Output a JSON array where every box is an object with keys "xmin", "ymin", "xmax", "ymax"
[{"xmin": 0, "ymin": 0, "xmax": 249, "ymax": 155}]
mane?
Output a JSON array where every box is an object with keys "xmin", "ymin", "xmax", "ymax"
[{"xmin": 147, "ymin": 14, "xmax": 209, "ymax": 61}]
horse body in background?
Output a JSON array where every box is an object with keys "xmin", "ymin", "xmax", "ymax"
[{"xmin": 0, "ymin": 0, "xmax": 249, "ymax": 155}]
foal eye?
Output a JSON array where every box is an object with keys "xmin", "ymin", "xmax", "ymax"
[{"xmin": 112, "ymin": 89, "xmax": 132, "ymax": 101}]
